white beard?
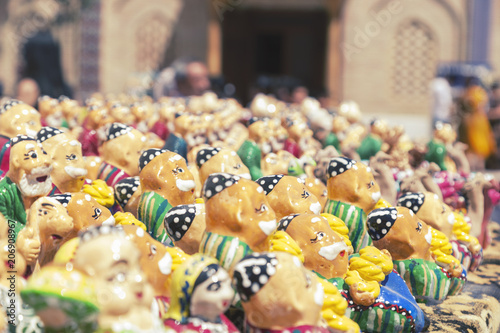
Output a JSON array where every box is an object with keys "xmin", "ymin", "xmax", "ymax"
[
  {"xmin": 18, "ymin": 166, "xmax": 53, "ymax": 197},
  {"xmin": 64, "ymin": 166, "xmax": 88, "ymax": 178}
]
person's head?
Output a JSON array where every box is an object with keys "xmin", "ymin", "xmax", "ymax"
[
  {"xmin": 7, "ymin": 135, "xmax": 52, "ymax": 197},
  {"xmin": 16, "ymin": 78, "xmax": 40, "ymax": 107},
  {"xmin": 173, "ymin": 58, "xmax": 210, "ymax": 96},
  {"xmin": 291, "ymin": 85, "xmax": 309, "ymax": 104}
]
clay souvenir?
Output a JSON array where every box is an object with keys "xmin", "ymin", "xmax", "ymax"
[
  {"xmin": 21, "ymin": 264, "xmax": 99, "ymax": 332},
  {"xmin": 98, "ymin": 123, "xmax": 147, "ymax": 186},
  {"xmin": 256, "ymin": 175, "xmax": 322, "ymax": 219},
  {"xmin": 137, "ymin": 149, "xmax": 195, "ymax": 243},
  {"xmin": 323, "ymin": 157, "xmax": 380, "ymax": 252},
  {"xmin": 237, "ymin": 140, "xmax": 263, "ymax": 181},
  {"xmin": 0, "ymin": 135, "xmax": 52, "ymax": 240},
  {"xmin": 16, "ymin": 196, "xmax": 74, "ymax": 269},
  {"xmin": 114, "ymin": 176, "xmax": 141, "ymax": 216},
  {"xmin": 196, "ymin": 147, "xmax": 251, "ymax": 185},
  {"xmin": 356, "ymin": 120, "xmax": 386, "ymax": 161},
  {"xmin": 162, "ymin": 113, "xmax": 195, "ymax": 158},
  {"xmin": 78, "ymin": 103, "xmax": 114, "ymax": 156},
  {"xmin": 425, "ymin": 122, "xmax": 457, "ymax": 172},
  {"xmin": 261, "ymin": 150, "xmax": 295, "ymax": 176},
  {"xmin": 0, "ymin": 100, "xmax": 42, "ymax": 175},
  {"xmin": 164, "ymin": 203, "xmax": 206, "ymax": 255},
  {"xmin": 312, "ymin": 146, "xmax": 339, "ymax": 184},
  {"xmin": 284, "ymin": 118, "xmax": 321, "ymax": 158},
  {"xmin": 72, "ymin": 225, "xmax": 162, "ymax": 332},
  {"xmin": 164, "ymin": 254, "xmax": 238, "ymax": 333},
  {"xmin": 304, "ymin": 177, "xmax": 328, "ymax": 211},
  {"xmin": 369, "ymin": 152, "xmax": 397, "ymax": 205},
  {"xmin": 109, "ymin": 103, "xmax": 135, "ymax": 126},
  {"xmin": 367, "ymin": 207, "xmax": 466, "ymax": 303},
  {"xmin": 232, "ymin": 252, "xmax": 328, "ymax": 333},
  {"xmin": 50, "ymin": 192, "xmax": 115, "ymax": 244},
  {"xmin": 38, "ymin": 95, "xmax": 65, "ymax": 128},
  {"xmin": 247, "ymin": 117, "xmax": 273, "ymax": 156},
  {"xmin": 200, "ymin": 173, "xmax": 277, "ymax": 270},
  {"xmin": 36, "ymin": 127, "xmax": 88, "ymax": 194},
  {"xmin": 58, "ymin": 96, "xmax": 82, "ymax": 129},
  {"xmin": 276, "ymin": 213, "xmax": 426, "ymax": 333},
  {"xmin": 130, "ymin": 102, "xmax": 156, "ymax": 133}
]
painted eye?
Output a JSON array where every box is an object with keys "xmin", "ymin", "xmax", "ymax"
[
  {"xmin": 310, "ymin": 232, "xmax": 325, "ymax": 243},
  {"xmin": 66, "ymin": 154, "xmax": 77, "ymax": 161},
  {"xmin": 42, "ymin": 149, "xmax": 47, "ymax": 155},
  {"xmin": 368, "ymin": 181, "xmax": 374, "ymax": 189},
  {"xmin": 207, "ymin": 281, "xmax": 221, "ymax": 292},
  {"xmin": 92, "ymin": 207, "xmax": 102, "ymax": 219},
  {"xmin": 255, "ymin": 204, "xmax": 268, "ymax": 213},
  {"xmin": 305, "ymin": 273, "xmax": 312, "ymax": 288},
  {"xmin": 416, "ymin": 222, "xmax": 422, "ymax": 233},
  {"xmin": 173, "ymin": 167, "xmax": 184, "ymax": 175},
  {"xmin": 301, "ymin": 190, "xmax": 310, "ymax": 199},
  {"xmin": 150, "ymin": 245, "xmax": 157, "ymax": 255},
  {"xmin": 234, "ymin": 163, "xmax": 241, "ymax": 169}
]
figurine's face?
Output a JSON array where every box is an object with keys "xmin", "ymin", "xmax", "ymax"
[
  {"xmin": 266, "ymin": 176, "xmax": 322, "ymax": 220},
  {"xmin": 190, "ymin": 268, "xmax": 234, "ymax": 321},
  {"xmin": 74, "ymin": 234, "xmax": 153, "ymax": 317},
  {"xmin": 261, "ymin": 151, "xmax": 294, "ymax": 176},
  {"xmin": 199, "ymin": 149, "xmax": 250, "ymax": 185},
  {"xmin": 285, "ymin": 214, "xmax": 349, "ymax": 279},
  {"xmin": 65, "ymin": 193, "xmax": 114, "ymax": 242},
  {"xmin": 416, "ymin": 192, "xmax": 455, "ymax": 237},
  {"xmin": 327, "ymin": 163, "xmax": 381, "ymax": 212},
  {"xmin": 304, "ymin": 178, "xmax": 328, "ymax": 210},
  {"xmin": 122, "ymin": 225, "xmax": 173, "ymax": 296},
  {"xmin": 371, "ymin": 120, "xmax": 388, "ymax": 138},
  {"xmin": 288, "ymin": 122, "xmax": 313, "ymax": 142},
  {"xmin": 241, "ymin": 252, "xmax": 323, "ymax": 329},
  {"xmin": 332, "ymin": 116, "xmax": 349, "ymax": 133},
  {"xmin": 131, "ymin": 104, "xmax": 153, "ymax": 122},
  {"xmin": 9, "ymin": 140, "xmax": 52, "ymax": 197},
  {"xmin": 205, "ymin": 180, "xmax": 276, "ymax": 251},
  {"xmin": 110, "ymin": 105, "xmax": 134, "ymax": 125},
  {"xmin": 373, "ymin": 207, "xmax": 432, "ymax": 261},
  {"xmin": 101, "ymin": 129, "xmax": 146, "ymax": 176},
  {"xmin": 140, "ymin": 152, "xmax": 195, "ymax": 206},
  {"xmin": 173, "ymin": 115, "xmax": 192, "ymax": 137},
  {"xmin": 0, "ymin": 104, "xmax": 41, "ymax": 138},
  {"xmin": 434, "ymin": 123, "xmax": 456, "ymax": 144},
  {"xmin": 249, "ymin": 120, "xmax": 273, "ymax": 154},
  {"xmin": 48, "ymin": 139, "xmax": 87, "ymax": 193},
  {"xmin": 88, "ymin": 107, "xmax": 113, "ymax": 129}
]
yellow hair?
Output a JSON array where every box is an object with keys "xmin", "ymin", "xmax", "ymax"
[
  {"xmin": 321, "ymin": 213, "xmax": 352, "ymax": 248},
  {"xmin": 82, "ymin": 179, "xmax": 115, "ymax": 207},
  {"xmin": 348, "ymin": 257, "xmax": 385, "ymax": 283},
  {"xmin": 318, "ymin": 277, "xmax": 360, "ymax": 333},
  {"xmin": 344, "ymin": 269, "xmax": 380, "ymax": 304},
  {"xmin": 358, "ymin": 247, "xmax": 393, "ymax": 276},
  {"xmin": 452, "ymin": 212, "xmax": 481, "ymax": 254},
  {"xmin": 371, "ymin": 198, "xmax": 392, "ymax": 212},
  {"xmin": 269, "ymin": 230, "xmax": 305, "ymax": 263},
  {"xmin": 53, "ymin": 237, "xmax": 80, "ymax": 264},
  {"xmin": 429, "ymin": 227, "xmax": 462, "ymax": 278},
  {"xmin": 114, "ymin": 212, "xmax": 147, "ymax": 230}
]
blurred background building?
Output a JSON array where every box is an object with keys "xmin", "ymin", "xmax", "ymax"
[{"xmin": 0, "ymin": 0, "xmax": 499, "ymax": 139}]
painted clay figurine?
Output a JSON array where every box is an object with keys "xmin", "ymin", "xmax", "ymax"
[
  {"xmin": 138, "ymin": 149, "xmax": 196, "ymax": 243},
  {"xmin": 164, "ymin": 203, "xmax": 206, "ymax": 255},
  {"xmin": 323, "ymin": 157, "xmax": 380, "ymax": 252},
  {"xmin": 164, "ymin": 254, "xmax": 238, "ymax": 333},
  {"xmin": 196, "ymin": 147, "xmax": 251, "ymax": 186},
  {"xmin": 114, "ymin": 176, "xmax": 141, "ymax": 216},
  {"xmin": 200, "ymin": 173, "xmax": 277, "ymax": 270}
]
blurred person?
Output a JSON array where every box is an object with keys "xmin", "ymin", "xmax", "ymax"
[
  {"xmin": 291, "ymin": 85, "xmax": 309, "ymax": 104},
  {"xmin": 430, "ymin": 75, "xmax": 453, "ymax": 127},
  {"xmin": 153, "ymin": 57, "xmax": 210, "ymax": 99},
  {"xmin": 16, "ymin": 78, "xmax": 40, "ymax": 108}
]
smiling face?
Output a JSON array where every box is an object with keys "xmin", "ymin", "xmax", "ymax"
[
  {"xmin": 204, "ymin": 178, "xmax": 276, "ymax": 251},
  {"xmin": 326, "ymin": 159, "xmax": 381, "ymax": 212},
  {"xmin": 0, "ymin": 103, "xmax": 41, "ymax": 138},
  {"xmin": 190, "ymin": 267, "xmax": 234, "ymax": 322},
  {"xmin": 280, "ymin": 214, "xmax": 349, "ymax": 279},
  {"xmin": 263, "ymin": 176, "xmax": 322, "ymax": 219},
  {"xmin": 140, "ymin": 151, "xmax": 195, "ymax": 206},
  {"xmin": 73, "ymin": 233, "xmax": 154, "ymax": 318},
  {"xmin": 8, "ymin": 138, "xmax": 53, "ymax": 198},
  {"xmin": 368, "ymin": 207, "xmax": 432, "ymax": 261}
]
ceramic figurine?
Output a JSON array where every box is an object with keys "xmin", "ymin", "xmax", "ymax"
[
  {"xmin": 58, "ymin": 96, "xmax": 82, "ymax": 130},
  {"xmin": 247, "ymin": 117, "xmax": 273, "ymax": 155},
  {"xmin": 38, "ymin": 95, "xmax": 65, "ymax": 128},
  {"xmin": 50, "ymin": 192, "xmax": 115, "ymax": 244},
  {"xmin": 369, "ymin": 152, "xmax": 397, "ymax": 206},
  {"xmin": 232, "ymin": 251, "xmax": 328, "ymax": 333},
  {"xmin": 200, "ymin": 173, "xmax": 277, "ymax": 270},
  {"xmin": 367, "ymin": 207, "xmax": 466, "ymax": 303},
  {"xmin": 137, "ymin": 149, "xmax": 196, "ymax": 243},
  {"xmin": 304, "ymin": 177, "xmax": 328, "ymax": 211},
  {"xmin": 0, "ymin": 135, "xmax": 53, "ymax": 241},
  {"xmin": 78, "ymin": 103, "xmax": 114, "ymax": 156},
  {"xmin": 36, "ymin": 127, "xmax": 88, "ymax": 194},
  {"xmin": 0, "ymin": 100, "xmax": 42, "ymax": 175},
  {"xmin": 425, "ymin": 122, "xmax": 458, "ymax": 172},
  {"xmin": 323, "ymin": 157, "xmax": 380, "ymax": 252},
  {"xmin": 237, "ymin": 140, "xmax": 263, "ymax": 180},
  {"xmin": 261, "ymin": 150, "xmax": 295, "ymax": 176},
  {"xmin": 255, "ymin": 175, "xmax": 322, "ymax": 219},
  {"xmin": 114, "ymin": 176, "xmax": 141, "ymax": 216},
  {"xmin": 72, "ymin": 225, "xmax": 163, "ymax": 332},
  {"xmin": 16, "ymin": 196, "xmax": 74, "ymax": 269},
  {"xmin": 109, "ymin": 103, "xmax": 135, "ymax": 126},
  {"xmin": 196, "ymin": 147, "xmax": 251, "ymax": 185},
  {"xmin": 356, "ymin": 120, "xmax": 385, "ymax": 161},
  {"xmin": 164, "ymin": 203, "xmax": 206, "ymax": 255},
  {"xmin": 164, "ymin": 254, "xmax": 238, "ymax": 333},
  {"xmin": 98, "ymin": 123, "xmax": 147, "ymax": 186},
  {"xmin": 284, "ymin": 117, "xmax": 321, "ymax": 158},
  {"xmin": 276, "ymin": 213, "xmax": 426, "ymax": 333},
  {"xmin": 21, "ymin": 264, "xmax": 99, "ymax": 332},
  {"xmin": 313, "ymin": 146, "xmax": 339, "ymax": 184}
]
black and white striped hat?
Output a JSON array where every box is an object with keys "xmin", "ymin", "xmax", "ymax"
[
  {"xmin": 327, "ymin": 157, "xmax": 356, "ymax": 178},
  {"xmin": 202, "ymin": 173, "xmax": 241, "ymax": 201},
  {"xmin": 232, "ymin": 252, "xmax": 279, "ymax": 302},
  {"xmin": 164, "ymin": 204, "xmax": 197, "ymax": 241},
  {"xmin": 196, "ymin": 147, "xmax": 221, "ymax": 168},
  {"xmin": 139, "ymin": 148, "xmax": 167, "ymax": 172},
  {"xmin": 114, "ymin": 176, "xmax": 140, "ymax": 208},
  {"xmin": 37, "ymin": 127, "xmax": 64, "ymax": 143},
  {"xmin": 366, "ymin": 207, "xmax": 398, "ymax": 241},
  {"xmin": 397, "ymin": 192, "xmax": 425, "ymax": 213},
  {"xmin": 256, "ymin": 174, "xmax": 284, "ymax": 195}
]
